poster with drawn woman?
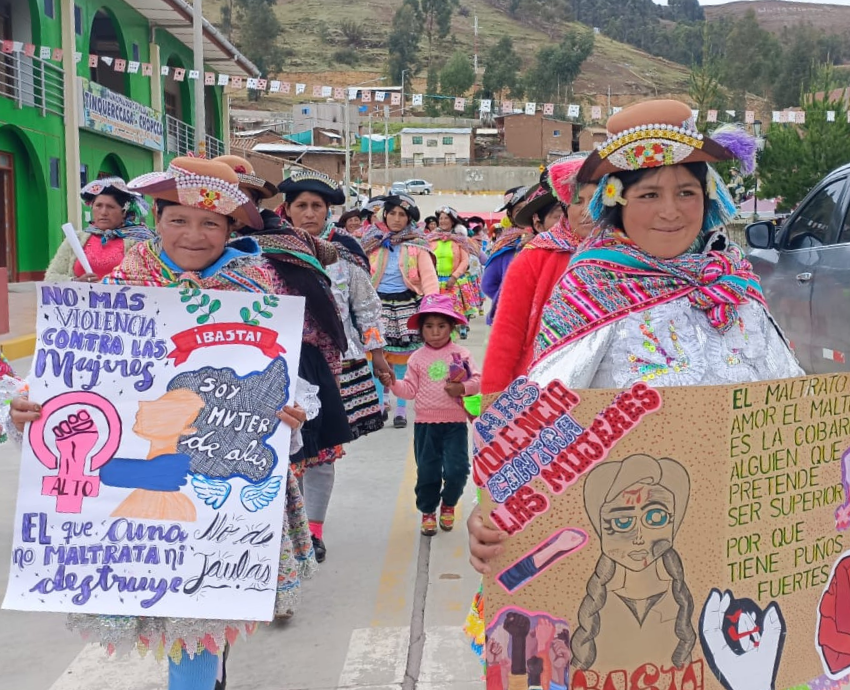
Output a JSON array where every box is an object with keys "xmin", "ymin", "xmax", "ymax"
[
  {"xmin": 477, "ymin": 375, "xmax": 850, "ymax": 690},
  {"xmin": 2, "ymin": 283, "xmax": 304, "ymax": 622}
]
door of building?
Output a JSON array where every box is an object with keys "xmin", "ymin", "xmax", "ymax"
[{"xmin": 0, "ymin": 151, "xmax": 16, "ymax": 281}]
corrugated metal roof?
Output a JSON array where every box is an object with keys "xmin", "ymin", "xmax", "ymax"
[
  {"xmin": 131, "ymin": 0, "xmax": 258, "ymax": 76},
  {"xmin": 400, "ymin": 128, "xmax": 472, "ymax": 134},
  {"xmin": 253, "ymin": 143, "xmax": 345, "ymax": 155}
]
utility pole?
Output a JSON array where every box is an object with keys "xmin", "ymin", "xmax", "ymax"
[
  {"xmin": 367, "ymin": 109, "xmax": 373, "ymax": 196},
  {"xmin": 344, "ymin": 91, "xmax": 351, "ymax": 209},
  {"xmin": 401, "ymin": 69, "xmax": 407, "ymax": 121},
  {"xmin": 193, "ymin": 0, "xmax": 206, "ymax": 156},
  {"xmin": 384, "ymin": 105, "xmax": 390, "ymax": 182},
  {"xmin": 473, "ymin": 15, "xmax": 479, "ymax": 79}
]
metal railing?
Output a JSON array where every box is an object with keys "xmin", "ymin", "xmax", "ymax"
[
  {"xmin": 0, "ymin": 51, "xmax": 65, "ymax": 118},
  {"xmin": 165, "ymin": 115, "xmax": 226, "ymax": 157},
  {"xmin": 401, "ymin": 157, "xmax": 471, "ymax": 167}
]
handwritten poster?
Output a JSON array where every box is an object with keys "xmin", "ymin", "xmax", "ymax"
[
  {"xmin": 3, "ymin": 283, "xmax": 305, "ymax": 622},
  {"xmin": 478, "ymin": 375, "xmax": 850, "ymax": 690}
]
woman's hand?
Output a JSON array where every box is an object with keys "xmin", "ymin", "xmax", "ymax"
[
  {"xmin": 277, "ymin": 404, "xmax": 307, "ymax": 430},
  {"xmin": 444, "ymin": 381, "xmax": 465, "ymax": 398},
  {"xmin": 10, "ymin": 396, "xmax": 41, "ymax": 433},
  {"xmin": 447, "ymin": 276, "xmax": 458, "ymax": 289},
  {"xmin": 75, "ymin": 273, "xmax": 99, "ymax": 284},
  {"xmin": 468, "ymin": 503, "xmax": 508, "ymax": 575},
  {"xmin": 377, "ymin": 371, "xmax": 393, "ymax": 388},
  {"xmin": 371, "ymin": 350, "xmax": 394, "ymax": 385}
]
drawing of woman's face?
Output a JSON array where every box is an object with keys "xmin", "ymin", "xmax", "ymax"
[{"xmin": 600, "ymin": 481, "xmax": 675, "ymax": 572}]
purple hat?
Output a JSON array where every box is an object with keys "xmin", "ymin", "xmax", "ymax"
[{"xmin": 407, "ymin": 294, "xmax": 468, "ymax": 330}]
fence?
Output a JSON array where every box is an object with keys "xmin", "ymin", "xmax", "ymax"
[
  {"xmin": 165, "ymin": 115, "xmax": 225, "ymax": 157},
  {"xmin": 0, "ymin": 51, "xmax": 65, "ymax": 118}
]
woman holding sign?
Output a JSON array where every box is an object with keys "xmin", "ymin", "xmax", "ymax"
[
  {"xmin": 467, "ymin": 100, "xmax": 804, "ymax": 674},
  {"xmin": 10, "ymin": 157, "xmax": 311, "ymax": 690},
  {"xmin": 45, "ymin": 178, "xmax": 154, "ymax": 283}
]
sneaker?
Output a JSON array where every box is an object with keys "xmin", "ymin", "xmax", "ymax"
[
  {"xmin": 311, "ymin": 534, "xmax": 326, "ymax": 563},
  {"xmin": 439, "ymin": 505, "xmax": 455, "ymax": 532},
  {"xmin": 459, "ymin": 327, "xmax": 469, "ymax": 340},
  {"xmin": 421, "ymin": 513, "xmax": 438, "ymax": 536},
  {"xmin": 381, "ymin": 408, "xmax": 389, "ymax": 422},
  {"xmin": 393, "ymin": 414, "xmax": 407, "ymax": 429}
]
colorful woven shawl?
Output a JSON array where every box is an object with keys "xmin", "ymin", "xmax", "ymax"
[
  {"xmin": 486, "ymin": 227, "xmax": 525, "ymax": 266},
  {"xmin": 534, "ymin": 228, "xmax": 767, "ymax": 361},
  {"xmin": 105, "ymin": 238, "xmax": 274, "ymax": 293},
  {"xmin": 526, "ymin": 216, "xmax": 583, "ymax": 253},
  {"xmin": 321, "ymin": 224, "xmax": 371, "ymax": 275},
  {"xmin": 361, "ymin": 222, "xmax": 431, "ymax": 255},
  {"xmin": 426, "ymin": 230, "xmax": 472, "ymax": 254}
]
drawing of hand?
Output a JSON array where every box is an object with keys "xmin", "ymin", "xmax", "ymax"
[
  {"xmin": 504, "ymin": 611, "xmax": 531, "ymax": 638},
  {"xmin": 700, "ymin": 589, "xmax": 785, "ymax": 690},
  {"xmin": 531, "ymin": 528, "xmax": 588, "ymax": 571},
  {"xmin": 550, "ymin": 638, "xmax": 570, "ymax": 685},
  {"xmin": 536, "ymin": 618, "xmax": 555, "ymax": 654},
  {"xmin": 53, "ymin": 411, "xmax": 99, "ymax": 470}
]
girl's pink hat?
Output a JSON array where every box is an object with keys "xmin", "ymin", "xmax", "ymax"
[{"xmin": 407, "ymin": 294, "xmax": 468, "ymax": 330}]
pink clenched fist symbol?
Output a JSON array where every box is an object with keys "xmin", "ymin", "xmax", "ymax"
[{"xmin": 29, "ymin": 393, "xmax": 122, "ymax": 513}]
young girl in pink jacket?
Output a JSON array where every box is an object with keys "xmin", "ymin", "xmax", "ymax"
[{"xmin": 377, "ymin": 294, "xmax": 481, "ymax": 536}]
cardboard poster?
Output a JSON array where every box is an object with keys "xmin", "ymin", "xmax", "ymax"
[
  {"xmin": 3, "ymin": 283, "xmax": 305, "ymax": 622},
  {"xmin": 478, "ymin": 375, "xmax": 850, "ymax": 690}
]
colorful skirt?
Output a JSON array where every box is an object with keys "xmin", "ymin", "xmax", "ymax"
[
  {"xmin": 458, "ymin": 275, "xmax": 481, "ymax": 316},
  {"xmin": 438, "ymin": 277, "xmax": 469, "ymax": 320},
  {"xmin": 340, "ymin": 358, "xmax": 384, "ymax": 439},
  {"xmin": 378, "ymin": 290, "xmax": 422, "ymax": 365},
  {"xmin": 276, "ymin": 469, "xmax": 318, "ymax": 617}
]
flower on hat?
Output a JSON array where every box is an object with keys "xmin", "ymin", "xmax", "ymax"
[
  {"xmin": 198, "ymin": 188, "xmax": 222, "ymax": 210},
  {"xmin": 602, "ymin": 176, "xmax": 627, "ymax": 207}
]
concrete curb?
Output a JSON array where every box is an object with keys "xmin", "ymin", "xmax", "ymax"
[{"xmin": 0, "ymin": 334, "xmax": 36, "ymax": 361}]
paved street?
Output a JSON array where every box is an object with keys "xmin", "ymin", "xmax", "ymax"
[{"xmin": 0, "ymin": 322, "xmax": 490, "ymax": 690}]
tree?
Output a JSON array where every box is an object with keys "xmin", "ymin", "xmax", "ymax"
[
  {"xmin": 759, "ymin": 74, "xmax": 850, "ymax": 211},
  {"xmin": 233, "ymin": 0, "xmax": 285, "ymax": 98},
  {"xmin": 425, "ymin": 63, "xmax": 440, "ymax": 116},
  {"xmin": 439, "ymin": 50, "xmax": 475, "ymax": 114},
  {"xmin": 482, "ymin": 36, "xmax": 522, "ymax": 101},
  {"xmin": 525, "ymin": 29, "xmax": 594, "ymax": 103},
  {"xmin": 417, "ymin": 0, "xmax": 459, "ymax": 69},
  {"xmin": 388, "ymin": 0, "xmax": 422, "ymax": 84},
  {"xmin": 688, "ymin": 61, "xmax": 722, "ymax": 132}
]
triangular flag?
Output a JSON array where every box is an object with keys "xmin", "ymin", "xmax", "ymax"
[
  {"xmin": 89, "ymin": 54, "xmax": 99, "ymax": 67},
  {"xmin": 691, "ymin": 109, "xmax": 699, "ymax": 122},
  {"xmin": 334, "ymin": 87, "xmax": 345, "ymax": 100},
  {"xmin": 612, "ymin": 106, "xmax": 622, "ymax": 114},
  {"xmin": 591, "ymin": 105, "xmax": 602, "ymax": 120},
  {"xmin": 391, "ymin": 92, "xmax": 401, "ymax": 105},
  {"xmin": 1, "ymin": 41, "xmax": 13, "ymax": 54},
  {"xmin": 295, "ymin": 83, "xmax": 306, "ymax": 94},
  {"xmin": 312, "ymin": 84, "xmax": 322, "ymax": 97},
  {"xmin": 246, "ymin": 77, "xmax": 259, "ymax": 90},
  {"xmin": 127, "ymin": 61, "xmax": 140, "ymax": 74},
  {"xmin": 218, "ymin": 74, "xmax": 230, "ymax": 86},
  {"xmin": 567, "ymin": 104, "xmax": 580, "ymax": 118},
  {"xmin": 11, "ymin": 41, "xmax": 23, "ymax": 53},
  {"xmin": 270, "ymin": 81, "xmax": 281, "ymax": 93},
  {"xmin": 779, "ymin": 111, "xmax": 788, "ymax": 123},
  {"xmin": 188, "ymin": 69, "xmax": 200, "ymax": 80},
  {"xmin": 74, "ymin": 51, "xmax": 82, "ymax": 63},
  {"xmin": 321, "ymin": 85, "xmax": 332, "ymax": 98},
  {"xmin": 376, "ymin": 91, "xmax": 386, "ymax": 102},
  {"xmin": 23, "ymin": 44, "xmax": 35, "ymax": 57},
  {"xmin": 173, "ymin": 67, "xmax": 185, "ymax": 81},
  {"xmin": 281, "ymin": 82, "xmax": 291, "ymax": 94},
  {"xmin": 161, "ymin": 65, "xmax": 170, "ymax": 76},
  {"xmin": 745, "ymin": 111, "xmax": 755, "ymax": 124},
  {"xmin": 204, "ymin": 72, "xmax": 215, "ymax": 85},
  {"xmin": 502, "ymin": 100, "xmax": 512, "ymax": 114},
  {"xmin": 51, "ymin": 48, "xmax": 64, "ymax": 61},
  {"xmin": 101, "ymin": 55, "xmax": 113, "ymax": 67},
  {"xmin": 828, "ymin": 110, "xmax": 836, "ymax": 122},
  {"xmin": 543, "ymin": 103, "xmax": 555, "ymax": 116},
  {"xmin": 411, "ymin": 94, "xmax": 423, "ymax": 107},
  {"xmin": 362, "ymin": 90, "xmax": 372, "ymax": 103},
  {"xmin": 786, "ymin": 111, "xmax": 796, "ymax": 123},
  {"xmin": 525, "ymin": 102, "xmax": 537, "ymax": 115},
  {"xmin": 796, "ymin": 111, "xmax": 806, "ymax": 124},
  {"xmin": 39, "ymin": 46, "xmax": 52, "ymax": 61},
  {"xmin": 725, "ymin": 110, "xmax": 736, "ymax": 117},
  {"xmin": 348, "ymin": 87, "xmax": 358, "ymax": 100},
  {"xmin": 142, "ymin": 63, "xmax": 153, "ymax": 76},
  {"xmin": 480, "ymin": 99, "xmax": 492, "ymax": 113},
  {"xmin": 454, "ymin": 97, "xmax": 466, "ymax": 112},
  {"xmin": 258, "ymin": 78, "xmax": 268, "ymax": 91},
  {"xmin": 772, "ymin": 111, "xmax": 780, "ymax": 123},
  {"xmin": 707, "ymin": 109, "xmax": 718, "ymax": 123},
  {"xmin": 114, "ymin": 59, "xmax": 127, "ymax": 73},
  {"xmin": 231, "ymin": 76, "xmax": 244, "ymax": 89}
]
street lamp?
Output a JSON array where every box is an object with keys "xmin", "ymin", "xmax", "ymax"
[
  {"xmin": 752, "ymin": 120, "xmax": 763, "ymax": 220},
  {"xmin": 344, "ymin": 77, "xmax": 387, "ymax": 209}
]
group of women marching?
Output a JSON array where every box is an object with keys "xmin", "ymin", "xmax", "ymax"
[{"xmin": 0, "ymin": 96, "xmax": 810, "ymax": 689}]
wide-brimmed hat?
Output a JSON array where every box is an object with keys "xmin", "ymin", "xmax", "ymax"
[
  {"xmin": 81, "ymin": 177, "xmax": 145, "ymax": 205},
  {"xmin": 336, "ymin": 209, "xmax": 361, "ymax": 227},
  {"xmin": 383, "ymin": 193, "xmax": 421, "ymax": 223},
  {"xmin": 278, "ymin": 169, "xmax": 346, "ymax": 206},
  {"xmin": 514, "ymin": 183, "xmax": 557, "ymax": 228},
  {"xmin": 212, "ymin": 155, "xmax": 278, "ymax": 199},
  {"xmin": 407, "ymin": 293, "xmax": 468, "ymax": 330},
  {"xmin": 496, "ymin": 186, "xmax": 528, "ymax": 213},
  {"xmin": 578, "ymin": 99, "xmax": 756, "ymax": 183},
  {"xmin": 434, "ymin": 206, "xmax": 462, "ymax": 227},
  {"xmin": 128, "ymin": 157, "xmax": 262, "ymax": 228},
  {"xmin": 545, "ymin": 156, "xmax": 590, "ymax": 206}
]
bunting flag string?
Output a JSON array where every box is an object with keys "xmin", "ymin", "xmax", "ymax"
[{"xmin": 0, "ymin": 39, "xmax": 840, "ymax": 127}]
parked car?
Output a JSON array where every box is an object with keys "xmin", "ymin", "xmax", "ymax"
[
  {"xmin": 390, "ymin": 181, "xmax": 409, "ymax": 195},
  {"xmin": 404, "ymin": 179, "xmax": 433, "ymax": 195},
  {"xmin": 746, "ymin": 162, "xmax": 850, "ymax": 374}
]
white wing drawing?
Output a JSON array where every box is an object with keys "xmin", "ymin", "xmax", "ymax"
[
  {"xmin": 240, "ymin": 475, "xmax": 283, "ymax": 512},
  {"xmin": 191, "ymin": 474, "xmax": 232, "ymax": 510}
]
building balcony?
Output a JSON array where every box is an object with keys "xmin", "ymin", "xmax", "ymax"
[
  {"xmin": 0, "ymin": 52, "xmax": 65, "ymax": 118},
  {"xmin": 165, "ymin": 114, "xmax": 226, "ymax": 157}
]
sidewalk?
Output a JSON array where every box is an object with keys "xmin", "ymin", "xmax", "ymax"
[{"xmin": 0, "ymin": 282, "xmax": 37, "ymax": 361}]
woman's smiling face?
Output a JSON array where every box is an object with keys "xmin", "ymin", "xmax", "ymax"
[
  {"xmin": 600, "ymin": 481, "xmax": 675, "ymax": 572},
  {"xmin": 620, "ymin": 165, "xmax": 705, "ymax": 259}
]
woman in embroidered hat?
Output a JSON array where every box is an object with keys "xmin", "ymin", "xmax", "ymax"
[
  {"xmin": 9, "ymin": 156, "xmax": 312, "ymax": 690},
  {"xmin": 278, "ymin": 169, "xmax": 392, "ymax": 563},
  {"xmin": 44, "ymin": 177, "xmax": 155, "ymax": 282},
  {"xmin": 428, "ymin": 206, "xmax": 475, "ymax": 339},
  {"xmin": 482, "ymin": 186, "xmax": 532, "ymax": 325},
  {"xmin": 481, "ymin": 157, "xmax": 598, "ymax": 395},
  {"xmin": 362, "ymin": 194, "xmax": 440, "ymax": 428},
  {"xmin": 467, "ymin": 100, "xmax": 804, "ymax": 653},
  {"xmin": 375, "ymin": 294, "xmax": 480, "ymax": 536}
]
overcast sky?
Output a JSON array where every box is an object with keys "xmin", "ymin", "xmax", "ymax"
[{"xmin": 652, "ymin": 0, "xmax": 850, "ymax": 5}]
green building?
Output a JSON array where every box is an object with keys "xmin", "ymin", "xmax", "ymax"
[{"xmin": 0, "ymin": 0, "xmax": 257, "ymax": 281}]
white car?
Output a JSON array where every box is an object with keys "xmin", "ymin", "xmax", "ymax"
[{"xmin": 403, "ymin": 179, "xmax": 433, "ymax": 195}]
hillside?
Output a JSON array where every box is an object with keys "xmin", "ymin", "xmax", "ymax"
[
  {"xmin": 204, "ymin": 0, "xmax": 689, "ymax": 102},
  {"xmin": 704, "ymin": 1, "xmax": 850, "ymax": 35}
]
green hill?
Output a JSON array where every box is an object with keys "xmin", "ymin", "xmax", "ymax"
[{"xmin": 204, "ymin": 0, "xmax": 689, "ymax": 100}]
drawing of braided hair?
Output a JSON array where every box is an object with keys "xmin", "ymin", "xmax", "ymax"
[{"xmin": 572, "ymin": 454, "xmax": 694, "ymax": 671}]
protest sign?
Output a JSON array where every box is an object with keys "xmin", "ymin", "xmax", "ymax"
[
  {"xmin": 3, "ymin": 283, "xmax": 305, "ymax": 622},
  {"xmin": 478, "ymin": 374, "xmax": 850, "ymax": 690}
]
